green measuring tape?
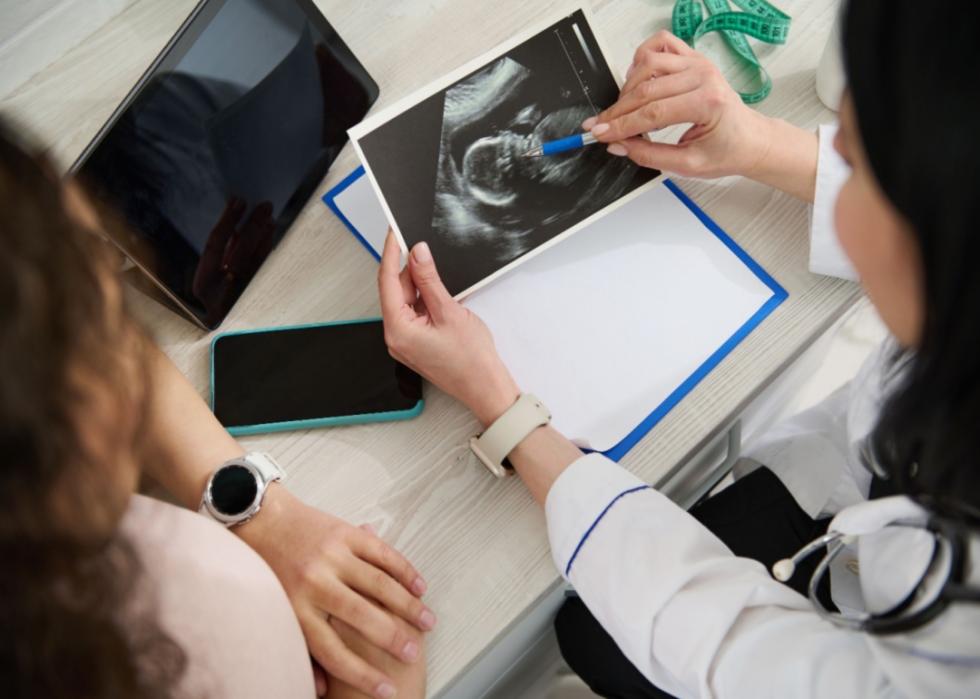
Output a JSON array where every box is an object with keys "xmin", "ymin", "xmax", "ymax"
[{"xmin": 672, "ymin": 0, "xmax": 791, "ymax": 104}]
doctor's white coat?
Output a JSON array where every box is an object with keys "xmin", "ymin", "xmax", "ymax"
[{"xmin": 546, "ymin": 124, "xmax": 980, "ymax": 698}]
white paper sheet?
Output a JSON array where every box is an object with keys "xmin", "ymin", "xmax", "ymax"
[{"xmin": 327, "ymin": 174, "xmax": 778, "ymax": 453}]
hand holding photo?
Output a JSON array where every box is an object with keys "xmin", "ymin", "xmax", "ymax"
[{"xmin": 350, "ymin": 9, "xmax": 657, "ymax": 297}]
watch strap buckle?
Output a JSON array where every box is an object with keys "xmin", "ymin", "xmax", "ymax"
[{"xmin": 469, "ymin": 394, "xmax": 551, "ymax": 478}]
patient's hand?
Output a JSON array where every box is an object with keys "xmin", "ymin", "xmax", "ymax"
[
  {"xmin": 237, "ymin": 486, "xmax": 434, "ymax": 699},
  {"xmin": 323, "ymin": 605, "xmax": 426, "ymax": 699}
]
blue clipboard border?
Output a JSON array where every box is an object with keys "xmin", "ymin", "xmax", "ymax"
[
  {"xmin": 602, "ymin": 179, "xmax": 788, "ymax": 460},
  {"xmin": 322, "ymin": 171, "xmax": 788, "ymax": 461},
  {"xmin": 322, "ymin": 165, "xmax": 382, "ymax": 261}
]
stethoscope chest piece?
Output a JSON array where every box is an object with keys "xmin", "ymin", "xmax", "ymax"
[{"xmin": 770, "ymin": 496, "xmax": 978, "ymax": 636}]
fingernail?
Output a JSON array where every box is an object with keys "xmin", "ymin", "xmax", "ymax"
[
  {"xmin": 412, "ymin": 576, "xmax": 427, "ymax": 596},
  {"xmin": 591, "ymin": 123, "xmax": 610, "ymax": 137},
  {"xmin": 581, "ymin": 116, "xmax": 598, "ymax": 131},
  {"xmin": 412, "ymin": 242, "xmax": 431, "ymax": 263},
  {"xmin": 607, "ymin": 143, "xmax": 628, "ymax": 157},
  {"xmin": 626, "ymin": 63, "xmax": 635, "ymax": 78},
  {"xmin": 376, "ymin": 682, "xmax": 396, "ymax": 699},
  {"xmin": 402, "ymin": 640, "xmax": 420, "ymax": 662},
  {"xmin": 419, "ymin": 608, "xmax": 437, "ymax": 630}
]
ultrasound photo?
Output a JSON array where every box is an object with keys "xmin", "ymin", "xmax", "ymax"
[{"xmin": 352, "ymin": 10, "xmax": 657, "ymax": 297}]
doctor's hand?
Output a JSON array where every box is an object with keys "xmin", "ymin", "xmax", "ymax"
[
  {"xmin": 586, "ymin": 30, "xmax": 774, "ymax": 179},
  {"xmin": 378, "ymin": 233, "xmax": 520, "ymax": 427}
]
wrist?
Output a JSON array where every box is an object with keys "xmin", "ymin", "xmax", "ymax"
[
  {"xmin": 743, "ymin": 115, "xmax": 819, "ymax": 202},
  {"xmin": 739, "ymin": 111, "xmax": 779, "ymax": 181},
  {"xmin": 470, "ymin": 370, "xmax": 521, "ymax": 428},
  {"xmin": 233, "ymin": 481, "xmax": 294, "ymax": 547}
]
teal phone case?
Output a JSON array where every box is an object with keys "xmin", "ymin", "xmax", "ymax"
[{"xmin": 210, "ymin": 317, "xmax": 424, "ymax": 437}]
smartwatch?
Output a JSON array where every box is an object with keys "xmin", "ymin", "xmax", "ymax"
[
  {"xmin": 199, "ymin": 452, "xmax": 284, "ymax": 527},
  {"xmin": 470, "ymin": 394, "xmax": 551, "ymax": 478}
]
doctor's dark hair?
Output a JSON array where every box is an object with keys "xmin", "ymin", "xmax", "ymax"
[
  {"xmin": 0, "ymin": 117, "xmax": 186, "ymax": 697},
  {"xmin": 843, "ymin": 2, "xmax": 980, "ymax": 515}
]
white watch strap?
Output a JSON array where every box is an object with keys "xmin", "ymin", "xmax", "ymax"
[
  {"xmin": 470, "ymin": 394, "xmax": 551, "ymax": 478},
  {"xmin": 246, "ymin": 451, "xmax": 285, "ymax": 484}
]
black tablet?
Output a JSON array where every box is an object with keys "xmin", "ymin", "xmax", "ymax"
[{"xmin": 72, "ymin": 0, "xmax": 378, "ymax": 329}]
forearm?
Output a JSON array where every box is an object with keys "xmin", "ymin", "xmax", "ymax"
[
  {"xmin": 745, "ymin": 117, "xmax": 819, "ymax": 203},
  {"xmin": 474, "ymin": 382, "xmax": 583, "ymax": 505},
  {"xmin": 508, "ymin": 425, "xmax": 584, "ymax": 505},
  {"xmin": 552, "ymin": 459, "xmax": 882, "ymax": 697},
  {"xmin": 141, "ymin": 344, "xmax": 244, "ymax": 508}
]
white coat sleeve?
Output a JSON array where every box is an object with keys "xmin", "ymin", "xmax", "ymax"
[
  {"xmin": 546, "ymin": 453, "xmax": 893, "ymax": 698},
  {"xmin": 809, "ymin": 123, "xmax": 858, "ymax": 281}
]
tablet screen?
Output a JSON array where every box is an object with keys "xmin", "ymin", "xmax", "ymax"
[{"xmin": 75, "ymin": 0, "xmax": 378, "ymax": 328}]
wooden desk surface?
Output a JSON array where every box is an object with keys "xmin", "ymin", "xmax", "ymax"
[{"xmin": 1, "ymin": 0, "xmax": 854, "ymax": 693}]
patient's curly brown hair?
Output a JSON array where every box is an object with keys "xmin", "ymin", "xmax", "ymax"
[{"xmin": 0, "ymin": 116, "xmax": 186, "ymax": 698}]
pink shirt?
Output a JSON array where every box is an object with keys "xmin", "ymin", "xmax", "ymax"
[{"xmin": 121, "ymin": 494, "xmax": 315, "ymax": 698}]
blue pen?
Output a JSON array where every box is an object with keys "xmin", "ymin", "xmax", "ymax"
[{"xmin": 522, "ymin": 131, "xmax": 598, "ymax": 157}]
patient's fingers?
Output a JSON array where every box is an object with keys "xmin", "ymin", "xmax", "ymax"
[
  {"xmin": 325, "ymin": 585, "xmax": 423, "ymax": 666},
  {"xmin": 353, "ymin": 528, "xmax": 427, "ymax": 598},
  {"xmin": 312, "ymin": 660, "xmax": 328, "ymax": 697},
  {"xmin": 301, "ymin": 610, "xmax": 395, "ymax": 699},
  {"xmin": 345, "ymin": 557, "xmax": 435, "ymax": 632},
  {"xmin": 327, "ymin": 616, "xmax": 428, "ymax": 699}
]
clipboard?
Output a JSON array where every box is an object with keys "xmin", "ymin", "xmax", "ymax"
[{"xmin": 323, "ymin": 169, "xmax": 787, "ymax": 460}]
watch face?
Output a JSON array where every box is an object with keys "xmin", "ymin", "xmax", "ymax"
[{"xmin": 210, "ymin": 464, "xmax": 259, "ymax": 516}]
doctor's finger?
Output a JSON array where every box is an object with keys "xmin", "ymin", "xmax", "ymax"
[
  {"xmin": 594, "ymin": 91, "xmax": 709, "ymax": 143},
  {"xmin": 632, "ymin": 29, "xmax": 697, "ymax": 61},
  {"xmin": 398, "ymin": 265, "xmax": 418, "ymax": 309},
  {"xmin": 379, "ymin": 232, "xmax": 414, "ymax": 324},
  {"xmin": 600, "ymin": 69, "xmax": 701, "ymax": 124},
  {"xmin": 620, "ymin": 50, "xmax": 691, "ymax": 96},
  {"xmin": 615, "ymin": 136, "xmax": 705, "ymax": 175},
  {"xmin": 408, "ymin": 242, "xmax": 454, "ymax": 324}
]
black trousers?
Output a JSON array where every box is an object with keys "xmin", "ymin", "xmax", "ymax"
[{"xmin": 554, "ymin": 466, "xmax": 833, "ymax": 699}]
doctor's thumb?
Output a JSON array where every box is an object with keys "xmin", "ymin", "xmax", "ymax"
[{"xmin": 409, "ymin": 242, "xmax": 453, "ymax": 321}]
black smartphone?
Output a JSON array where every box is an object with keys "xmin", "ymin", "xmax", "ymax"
[{"xmin": 210, "ymin": 319, "xmax": 423, "ymax": 435}]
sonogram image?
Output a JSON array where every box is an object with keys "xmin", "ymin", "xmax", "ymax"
[
  {"xmin": 431, "ymin": 55, "xmax": 642, "ymax": 268},
  {"xmin": 355, "ymin": 10, "xmax": 656, "ymax": 296}
]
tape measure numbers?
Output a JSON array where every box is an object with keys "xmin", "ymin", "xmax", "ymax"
[{"xmin": 672, "ymin": 0, "xmax": 791, "ymax": 104}]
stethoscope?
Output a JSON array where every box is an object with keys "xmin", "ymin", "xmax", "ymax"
[{"xmin": 771, "ymin": 496, "xmax": 980, "ymax": 635}]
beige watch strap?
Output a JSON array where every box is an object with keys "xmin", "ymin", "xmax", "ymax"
[{"xmin": 470, "ymin": 394, "xmax": 551, "ymax": 478}]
